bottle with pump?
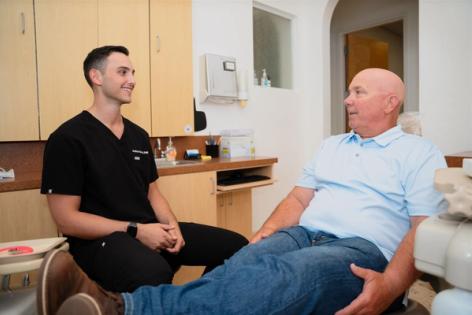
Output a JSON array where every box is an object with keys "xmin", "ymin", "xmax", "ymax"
[
  {"xmin": 165, "ymin": 137, "xmax": 177, "ymax": 161},
  {"xmin": 154, "ymin": 138, "xmax": 163, "ymax": 159},
  {"xmin": 261, "ymin": 69, "xmax": 269, "ymax": 87}
]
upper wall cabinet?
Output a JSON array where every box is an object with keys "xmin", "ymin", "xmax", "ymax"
[
  {"xmin": 98, "ymin": 0, "xmax": 151, "ymax": 133},
  {"xmin": 150, "ymin": 0, "xmax": 194, "ymax": 137},
  {"xmin": 0, "ymin": 0, "xmax": 193, "ymax": 141},
  {"xmin": 36, "ymin": 0, "xmax": 152, "ymax": 139},
  {"xmin": 35, "ymin": 0, "xmax": 97, "ymax": 139},
  {"xmin": 0, "ymin": 0, "xmax": 39, "ymax": 141}
]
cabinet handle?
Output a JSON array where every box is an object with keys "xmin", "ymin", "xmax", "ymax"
[
  {"xmin": 156, "ymin": 35, "xmax": 161, "ymax": 53},
  {"xmin": 210, "ymin": 177, "xmax": 216, "ymax": 195},
  {"xmin": 20, "ymin": 12, "xmax": 25, "ymax": 34}
]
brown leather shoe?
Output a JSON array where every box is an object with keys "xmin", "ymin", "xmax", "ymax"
[{"xmin": 37, "ymin": 249, "xmax": 124, "ymax": 315}]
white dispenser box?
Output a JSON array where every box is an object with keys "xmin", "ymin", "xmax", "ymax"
[
  {"xmin": 220, "ymin": 129, "xmax": 255, "ymax": 158},
  {"xmin": 200, "ymin": 54, "xmax": 238, "ymax": 104}
]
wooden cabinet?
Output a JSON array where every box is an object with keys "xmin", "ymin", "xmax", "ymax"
[
  {"xmin": 36, "ymin": 0, "xmax": 153, "ymax": 138},
  {"xmin": 157, "ymin": 171, "xmax": 217, "ymax": 284},
  {"xmin": 35, "ymin": 0, "xmax": 96, "ymax": 139},
  {"xmin": 150, "ymin": 0, "xmax": 194, "ymax": 137},
  {"xmin": 0, "ymin": 189, "xmax": 58, "ymax": 243},
  {"xmin": 1, "ymin": 0, "xmax": 193, "ymax": 140},
  {"xmin": 157, "ymin": 171, "xmax": 217, "ymax": 225},
  {"xmin": 98, "ymin": 0, "xmax": 151, "ymax": 132},
  {"xmin": 0, "ymin": 0, "xmax": 39, "ymax": 141},
  {"xmin": 217, "ymin": 190, "xmax": 253, "ymax": 240}
]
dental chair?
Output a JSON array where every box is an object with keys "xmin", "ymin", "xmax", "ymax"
[
  {"xmin": 0, "ymin": 237, "xmax": 67, "ymax": 315},
  {"xmin": 414, "ymin": 166, "xmax": 472, "ymax": 315}
]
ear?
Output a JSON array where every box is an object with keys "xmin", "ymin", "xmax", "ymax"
[
  {"xmin": 384, "ymin": 95, "xmax": 400, "ymax": 114},
  {"xmin": 89, "ymin": 68, "xmax": 103, "ymax": 86}
]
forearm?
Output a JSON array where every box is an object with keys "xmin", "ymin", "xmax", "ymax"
[
  {"xmin": 260, "ymin": 187, "xmax": 314, "ymax": 232},
  {"xmin": 382, "ymin": 217, "xmax": 425, "ymax": 296},
  {"xmin": 47, "ymin": 194, "xmax": 128, "ymax": 239},
  {"xmin": 57, "ymin": 211, "xmax": 128, "ymax": 239}
]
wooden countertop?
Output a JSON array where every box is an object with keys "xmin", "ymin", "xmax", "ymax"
[
  {"xmin": 0, "ymin": 156, "xmax": 278, "ymax": 193},
  {"xmin": 445, "ymin": 151, "xmax": 472, "ymax": 167}
]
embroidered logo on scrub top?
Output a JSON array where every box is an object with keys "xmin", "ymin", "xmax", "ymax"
[{"xmin": 132, "ymin": 149, "xmax": 149, "ymax": 161}]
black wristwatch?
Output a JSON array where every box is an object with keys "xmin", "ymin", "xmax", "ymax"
[{"xmin": 127, "ymin": 222, "xmax": 138, "ymax": 238}]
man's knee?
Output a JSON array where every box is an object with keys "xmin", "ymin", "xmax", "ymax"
[{"xmin": 83, "ymin": 232, "xmax": 175, "ymax": 292}]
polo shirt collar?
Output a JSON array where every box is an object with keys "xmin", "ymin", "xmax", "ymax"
[{"xmin": 346, "ymin": 125, "xmax": 404, "ymax": 147}]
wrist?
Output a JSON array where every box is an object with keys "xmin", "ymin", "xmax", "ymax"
[{"xmin": 126, "ymin": 222, "xmax": 138, "ymax": 238}]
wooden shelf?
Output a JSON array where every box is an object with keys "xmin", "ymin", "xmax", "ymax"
[{"xmin": 217, "ymin": 178, "xmax": 275, "ymax": 192}]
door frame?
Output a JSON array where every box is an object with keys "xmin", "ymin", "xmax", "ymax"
[{"xmin": 330, "ymin": 0, "xmax": 418, "ymax": 136}]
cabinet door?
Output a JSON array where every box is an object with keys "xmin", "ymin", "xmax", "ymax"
[
  {"xmin": 0, "ymin": 0, "xmax": 39, "ymax": 141},
  {"xmin": 98, "ymin": 0, "xmax": 151, "ymax": 133},
  {"xmin": 36, "ymin": 0, "xmax": 97, "ymax": 139},
  {"xmin": 157, "ymin": 171, "xmax": 217, "ymax": 226},
  {"xmin": 157, "ymin": 171, "xmax": 217, "ymax": 285},
  {"xmin": 150, "ymin": 0, "xmax": 193, "ymax": 137},
  {"xmin": 0, "ymin": 189, "xmax": 58, "ymax": 242},
  {"xmin": 217, "ymin": 190, "xmax": 253, "ymax": 240}
]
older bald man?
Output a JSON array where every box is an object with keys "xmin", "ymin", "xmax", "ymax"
[{"xmin": 38, "ymin": 68, "xmax": 447, "ymax": 315}]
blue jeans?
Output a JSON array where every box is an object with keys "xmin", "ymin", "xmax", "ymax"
[{"xmin": 122, "ymin": 226, "xmax": 402, "ymax": 315}]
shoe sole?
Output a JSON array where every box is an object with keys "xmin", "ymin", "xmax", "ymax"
[
  {"xmin": 37, "ymin": 248, "xmax": 65, "ymax": 315},
  {"xmin": 57, "ymin": 293, "xmax": 102, "ymax": 315}
]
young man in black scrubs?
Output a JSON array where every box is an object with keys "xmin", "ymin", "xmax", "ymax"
[{"xmin": 40, "ymin": 45, "xmax": 248, "ymax": 293}]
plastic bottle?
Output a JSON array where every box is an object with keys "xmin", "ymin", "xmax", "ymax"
[
  {"xmin": 154, "ymin": 138, "xmax": 161, "ymax": 159},
  {"xmin": 261, "ymin": 69, "xmax": 268, "ymax": 87},
  {"xmin": 165, "ymin": 137, "xmax": 177, "ymax": 161}
]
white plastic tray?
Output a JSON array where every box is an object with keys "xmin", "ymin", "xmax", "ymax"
[{"xmin": 0, "ymin": 237, "xmax": 66, "ymax": 265}]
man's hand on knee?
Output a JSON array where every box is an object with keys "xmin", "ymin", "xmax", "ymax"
[
  {"xmin": 335, "ymin": 263, "xmax": 396, "ymax": 315},
  {"xmin": 250, "ymin": 226, "xmax": 277, "ymax": 244}
]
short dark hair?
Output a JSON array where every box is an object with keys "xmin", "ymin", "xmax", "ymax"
[{"xmin": 83, "ymin": 45, "xmax": 129, "ymax": 87}]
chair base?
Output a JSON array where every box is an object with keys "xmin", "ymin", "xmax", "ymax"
[{"xmin": 0, "ymin": 287, "xmax": 37, "ymax": 315}]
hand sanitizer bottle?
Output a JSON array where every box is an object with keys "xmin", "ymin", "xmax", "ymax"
[
  {"xmin": 166, "ymin": 137, "xmax": 177, "ymax": 161},
  {"xmin": 261, "ymin": 69, "xmax": 269, "ymax": 87}
]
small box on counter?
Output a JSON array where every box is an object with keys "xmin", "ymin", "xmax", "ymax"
[{"xmin": 219, "ymin": 129, "xmax": 255, "ymax": 159}]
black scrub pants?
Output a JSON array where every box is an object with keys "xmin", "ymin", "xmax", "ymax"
[{"xmin": 70, "ymin": 222, "xmax": 248, "ymax": 292}]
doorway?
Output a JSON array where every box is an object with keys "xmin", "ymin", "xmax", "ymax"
[
  {"xmin": 329, "ymin": 0, "xmax": 418, "ymax": 136},
  {"xmin": 343, "ymin": 21, "xmax": 403, "ymax": 131}
]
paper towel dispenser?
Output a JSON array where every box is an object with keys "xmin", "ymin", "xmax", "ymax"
[{"xmin": 200, "ymin": 54, "xmax": 238, "ymax": 104}]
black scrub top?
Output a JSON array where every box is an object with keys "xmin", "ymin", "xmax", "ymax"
[{"xmin": 41, "ymin": 111, "xmax": 158, "ymax": 227}]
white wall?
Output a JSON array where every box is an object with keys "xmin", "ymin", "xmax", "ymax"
[
  {"xmin": 192, "ymin": 0, "xmax": 333, "ymax": 231},
  {"xmin": 418, "ymin": 0, "xmax": 472, "ymax": 154}
]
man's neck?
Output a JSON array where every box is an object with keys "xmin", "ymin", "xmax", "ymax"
[
  {"xmin": 87, "ymin": 98, "xmax": 124, "ymax": 138},
  {"xmin": 356, "ymin": 124, "xmax": 396, "ymax": 140}
]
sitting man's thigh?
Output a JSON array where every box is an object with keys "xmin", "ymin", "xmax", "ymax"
[
  {"xmin": 283, "ymin": 237, "xmax": 389, "ymax": 314},
  {"xmin": 89, "ymin": 232, "xmax": 174, "ymax": 292}
]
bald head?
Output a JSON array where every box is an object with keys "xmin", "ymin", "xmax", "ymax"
[
  {"xmin": 344, "ymin": 68, "xmax": 406, "ymax": 138},
  {"xmin": 354, "ymin": 68, "xmax": 405, "ymax": 109}
]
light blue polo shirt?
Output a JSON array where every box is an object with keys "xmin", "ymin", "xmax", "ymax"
[{"xmin": 297, "ymin": 126, "xmax": 447, "ymax": 261}]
